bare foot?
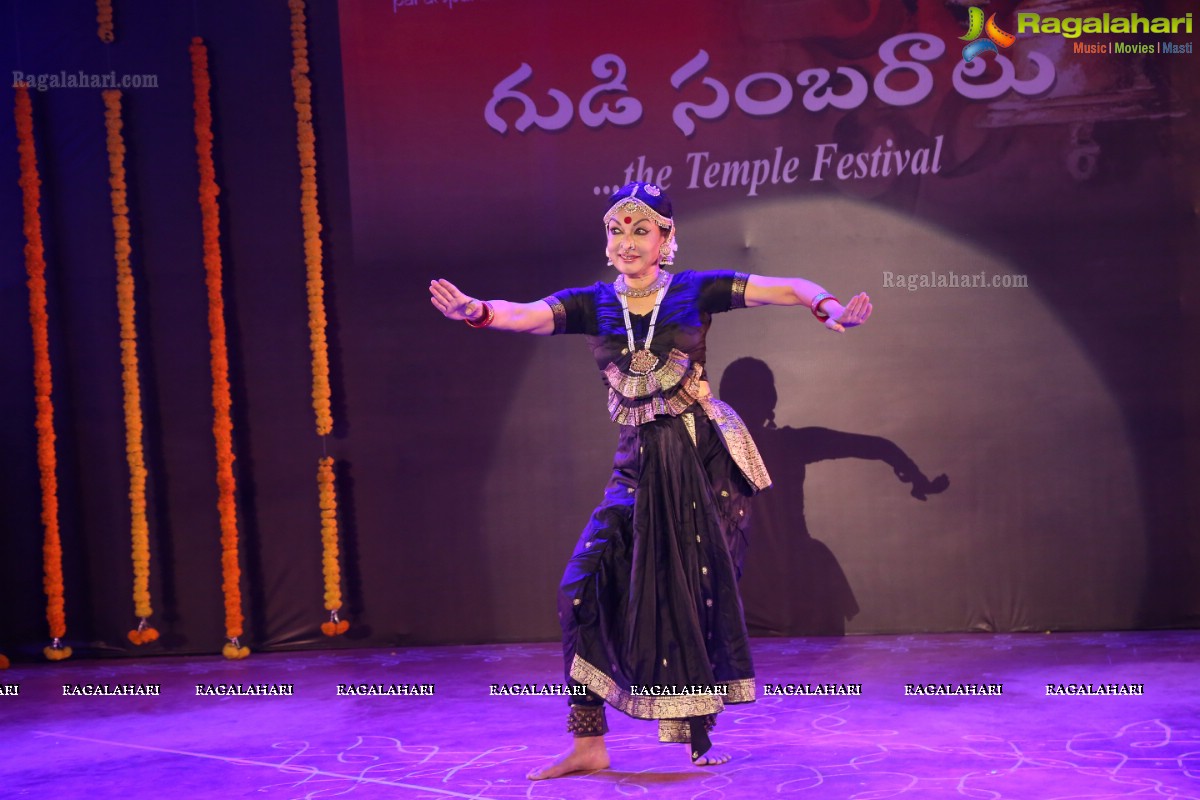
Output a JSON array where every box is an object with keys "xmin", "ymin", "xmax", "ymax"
[
  {"xmin": 690, "ymin": 745, "xmax": 732, "ymax": 767},
  {"xmin": 526, "ymin": 736, "xmax": 610, "ymax": 780}
]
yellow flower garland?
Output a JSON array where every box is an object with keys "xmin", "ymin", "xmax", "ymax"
[
  {"xmin": 317, "ymin": 457, "xmax": 348, "ymax": 636},
  {"xmin": 15, "ymin": 85, "xmax": 72, "ymax": 663},
  {"xmin": 103, "ymin": 90, "xmax": 159, "ymax": 646},
  {"xmin": 289, "ymin": 0, "xmax": 333, "ymax": 437},
  {"xmin": 191, "ymin": 38, "xmax": 249, "ymax": 660}
]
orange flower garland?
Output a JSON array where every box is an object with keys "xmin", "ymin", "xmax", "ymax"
[
  {"xmin": 317, "ymin": 457, "xmax": 348, "ymax": 636},
  {"xmin": 289, "ymin": 0, "xmax": 333, "ymax": 437},
  {"xmin": 290, "ymin": 0, "xmax": 348, "ymax": 637},
  {"xmin": 103, "ymin": 90, "xmax": 159, "ymax": 646},
  {"xmin": 15, "ymin": 86, "xmax": 72, "ymax": 662},
  {"xmin": 96, "ymin": 0, "xmax": 114, "ymax": 42},
  {"xmin": 190, "ymin": 38, "xmax": 248, "ymax": 660}
]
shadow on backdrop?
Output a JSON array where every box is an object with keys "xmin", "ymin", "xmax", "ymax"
[{"xmin": 721, "ymin": 357, "xmax": 949, "ymax": 636}]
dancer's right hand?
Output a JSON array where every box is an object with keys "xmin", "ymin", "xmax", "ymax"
[{"xmin": 430, "ymin": 278, "xmax": 477, "ymax": 321}]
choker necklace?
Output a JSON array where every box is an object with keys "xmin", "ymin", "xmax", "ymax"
[
  {"xmin": 617, "ymin": 273, "xmax": 672, "ymax": 375},
  {"xmin": 614, "ymin": 268, "xmax": 670, "ymax": 298}
]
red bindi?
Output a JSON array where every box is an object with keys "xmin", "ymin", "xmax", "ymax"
[{"xmin": 624, "ymin": 216, "xmax": 632, "ymax": 224}]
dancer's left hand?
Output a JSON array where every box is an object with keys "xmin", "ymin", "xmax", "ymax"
[{"xmin": 825, "ymin": 292, "xmax": 872, "ymax": 333}]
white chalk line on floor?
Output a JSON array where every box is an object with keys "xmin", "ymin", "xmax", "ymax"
[{"xmin": 33, "ymin": 731, "xmax": 493, "ymax": 799}]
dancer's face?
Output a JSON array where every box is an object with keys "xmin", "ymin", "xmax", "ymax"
[{"xmin": 605, "ymin": 216, "xmax": 668, "ymax": 279}]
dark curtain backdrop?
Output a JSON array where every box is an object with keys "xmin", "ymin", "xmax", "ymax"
[{"xmin": 1, "ymin": 0, "xmax": 1197, "ymax": 660}]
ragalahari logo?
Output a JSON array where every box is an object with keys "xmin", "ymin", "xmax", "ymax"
[{"xmin": 960, "ymin": 7, "xmax": 1017, "ymax": 62}]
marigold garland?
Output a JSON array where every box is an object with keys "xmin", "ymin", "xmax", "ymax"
[
  {"xmin": 96, "ymin": 0, "xmax": 114, "ymax": 42},
  {"xmin": 290, "ymin": 0, "xmax": 349, "ymax": 638},
  {"xmin": 317, "ymin": 457, "xmax": 348, "ymax": 636},
  {"xmin": 103, "ymin": 90, "xmax": 159, "ymax": 646},
  {"xmin": 15, "ymin": 86, "xmax": 73, "ymax": 663},
  {"xmin": 289, "ymin": 0, "xmax": 333, "ymax": 437},
  {"xmin": 190, "ymin": 38, "xmax": 248, "ymax": 660}
]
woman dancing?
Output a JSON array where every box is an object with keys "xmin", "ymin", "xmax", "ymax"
[{"xmin": 429, "ymin": 182, "xmax": 872, "ymax": 779}]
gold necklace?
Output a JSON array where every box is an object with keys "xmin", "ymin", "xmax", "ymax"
[{"xmin": 614, "ymin": 268, "xmax": 670, "ymax": 298}]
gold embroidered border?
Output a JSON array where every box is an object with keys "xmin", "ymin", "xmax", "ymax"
[
  {"xmin": 658, "ymin": 719, "xmax": 690, "ymax": 743},
  {"xmin": 542, "ymin": 295, "xmax": 567, "ymax": 335},
  {"xmin": 698, "ymin": 397, "xmax": 772, "ymax": 492},
  {"xmin": 659, "ymin": 714, "xmax": 719, "ymax": 743},
  {"xmin": 569, "ymin": 655, "xmax": 726, "ymax": 720},
  {"xmin": 604, "ymin": 348, "xmax": 690, "ymax": 399},
  {"xmin": 683, "ymin": 413, "xmax": 697, "ymax": 447},
  {"xmin": 730, "ymin": 272, "xmax": 749, "ymax": 309},
  {"xmin": 607, "ymin": 363, "xmax": 705, "ymax": 426},
  {"xmin": 725, "ymin": 677, "xmax": 756, "ymax": 703}
]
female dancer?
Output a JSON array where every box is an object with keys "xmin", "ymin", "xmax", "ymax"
[{"xmin": 430, "ymin": 182, "xmax": 871, "ymax": 779}]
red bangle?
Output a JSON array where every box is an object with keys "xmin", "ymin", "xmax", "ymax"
[
  {"xmin": 810, "ymin": 292, "xmax": 838, "ymax": 321},
  {"xmin": 464, "ymin": 300, "xmax": 494, "ymax": 328}
]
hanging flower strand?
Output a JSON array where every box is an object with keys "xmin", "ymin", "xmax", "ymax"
[
  {"xmin": 96, "ymin": 0, "xmax": 114, "ymax": 42},
  {"xmin": 103, "ymin": 90, "xmax": 159, "ymax": 646},
  {"xmin": 290, "ymin": 0, "xmax": 348, "ymax": 637},
  {"xmin": 317, "ymin": 457, "xmax": 348, "ymax": 635},
  {"xmin": 190, "ymin": 38, "xmax": 248, "ymax": 660},
  {"xmin": 15, "ymin": 85, "xmax": 72, "ymax": 662},
  {"xmin": 289, "ymin": 0, "xmax": 332, "ymax": 437}
]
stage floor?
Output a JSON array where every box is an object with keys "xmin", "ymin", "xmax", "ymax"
[{"xmin": 2, "ymin": 631, "xmax": 1198, "ymax": 799}]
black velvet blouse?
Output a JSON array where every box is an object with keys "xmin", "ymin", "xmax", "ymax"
[{"xmin": 543, "ymin": 270, "xmax": 749, "ymax": 383}]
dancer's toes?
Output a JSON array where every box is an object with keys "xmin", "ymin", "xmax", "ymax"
[{"xmin": 691, "ymin": 749, "xmax": 732, "ymax": 767}]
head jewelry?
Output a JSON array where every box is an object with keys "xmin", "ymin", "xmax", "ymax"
[{"xmin": 603, "ymin": 182, "xmax": 678, "ymax": 265}]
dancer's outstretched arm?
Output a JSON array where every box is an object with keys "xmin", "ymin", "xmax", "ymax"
[
  {"xmin": 429, "ymin": 278, "xmax": 554, "ymax": 335},
  {"xmin": 744, "ymin": 275, "xmax": 872, "ymax": 333}
]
